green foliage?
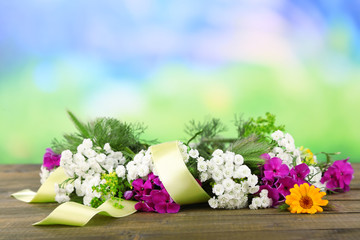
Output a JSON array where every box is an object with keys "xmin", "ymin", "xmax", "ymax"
[
  {"xmin": 185, "ymin": 118, "xmax": 227, "ymax": 159},
  {"xmin": 51, "ymin": 111, "xmax": 148, "ymax": 155},
  {"xmin": 184, "ymin": 113, "xmax": 282, "ymax": 161},
  {"xmin": 90, "ymin": 172, "xmax": 131, "ymax": 208},
  {"xmin": 235, "ymin": 112, "xmax": 285, "ymax": 141},
  {"xmin": 278, "ymin": 203, "xmax": 290, "ymax": 211},
  {"xmin": 228, "ymin": 135, "xmax": 274, "ymax": 174}
]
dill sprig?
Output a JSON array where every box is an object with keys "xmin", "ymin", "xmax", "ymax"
[{"xmin": 51, "ymin": 111, "xmax": 148, "ymax": 155}]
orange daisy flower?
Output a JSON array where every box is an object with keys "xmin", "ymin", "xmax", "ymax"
[{"xmin": 285, "ymin": 183, "xmax": 328, "ymax": 214}]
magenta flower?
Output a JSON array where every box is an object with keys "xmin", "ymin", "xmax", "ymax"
[
  {"xmin": 275, "ymin": 177, "xmax": 297, "ymax": 197},
  {"xmin": 132, "ymin": 178, "xmax": 153, "ymax": 200},
  {"xmin": 290, "ymin": 163, "xmax": 310, "ymax": 184},
  {"xmin": 151, "ymin": 189, "xmax": 180, "ymax": 213},
  {"xmin": 148, "ymin": 172, "xmax": 163, "ymax": 188},
  {"xmin": 321, "ymin": 158, "xmax": 354, "ymax": 192},
  {"xmin": 123, "ymin": 191, "xmax": 133, "ymax": 200},
  {"xmin": 135, "ymin": 201, "xmax": 154, "ymax": 212},
  {"xmin": 43, "ymin": 148, "xmax": 61, "ymax": 170},
  {"xmin": 263, "ymin": 156, "xmax": 289, "ymax": 180}
]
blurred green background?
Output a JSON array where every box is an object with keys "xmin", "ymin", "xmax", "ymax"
[{"xmin": 0, "ymin": 1, "xmax": 359, "ymax": 164}]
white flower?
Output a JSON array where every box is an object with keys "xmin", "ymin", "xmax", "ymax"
[
  {"xmin": 213, "ymin": 184, "xmax": 225, "ymax": 196},
  {"xmin": 65, "ymin": 184, "xmax": 74, "ymax": 194},
  {"xmin": 83, "ymin": 149, "xmax": 97, "ymax": 158},
  {"xmin": 95, "ymin": 153, "xmax": 106, "ymax": 163},
  {"xmin": 260, "ymin": 189, "xmax": 269, "ymax": 198},
  {"xmin": 134, "ymin": 151, "xmax": 144, "ymax": 164},
  {"xmin": 234, "ymin": 154, "xmax": 244, "ymax": 165},
  {"xmin": 252, "ymin": 197, "xmax": 262, "ymax": 208},
  {"xmin": 233, "ymin": 183, "xmax": 242, "ymax": 194},
  {"xmin": 212, "ymin": 149, "xmax": 223, "ymax": 156},
  {"xmin": 223, "ymin": 167, "xmax": 234, "ymax": 179},
  {"xmin": 212, "ymin": 169, "xmax": 224, "ymax": 182},
  {"xmin": 189, "ymin": 149, "xmax": 199, "ymax": 158},
  {"xmin": 249, "ymin": 186, "xmax": 260, "ymax": 194},
  {"xmin": 284, "ymin": 133, "xmax": 295, "ymax": 146},
  {"xmin": 61, "ymin": 149, "xmax": 73, "ymax": 159},
  {"xmin": 249, "ymin": 203, "xmax": 257, "ymax": 210},
  {"xmin": 79, "ymin": 161, "xmax": 90, "ymax": 172},
  {"xmin": 247, "ymin": 174, "xmax": 258, "ymax": 187},
  {"xmin": 40, "ymin": 166, "xmax": 50, "ymax": 184},
  {"xmin": 103, "ymin": 143, "xmax": 112, "ymax": 153},
  {"xmin": 83, "ymin": 195, "xmax": 93, "ymax": 206},
  {"xmin": 213, "ymin": 156, "xmax": 224, "ymax": 166},
  {"xmin": 260, "ymin": 196, "xmax": 272, "ymax": 208},
  {"xmin": 76, "ymin": 144, "xmax": 86, "ymax": 154},
  {"xmin": 197, "ymin": 160, "xmax": 207, "ymax": 172},
  {"xmin": 115, "ymin": 165, "xmax": 126, "ymax": 178},
  {"xmin": 127, "ymin": 169, "xmax": 138, "ymax": 181},
  {"xmin": 208, "ymin": 197, "xmax": 219, "ymax": 209},
  {"xmin": 222, "ymin": 178, "xmax": 235, "ymax": 192},
  {"xmin": 200, "ymin": 172, "xmax": 209, "ymax": 182},
  {"xmin": 271, "ymin": 130, "xmax": 284, "ymax": 141},
  {"xmin": 137, "ymin": 164, "xmax": 150, "ymax": 178},
  {"xmin": 73, "ymin": 153, "xmax": 85, "ymax": 164},
  {"xmin": 224, "ymin": 151, "xmax": 235, "ymax": 163},
  {"xmin": 235, "ymin": 165, "xmax": 251, "ymax": 178},
  {"xmin": 55, "ymin": 193, "xmax": 70, "ymax": 203},
  {"xmin": 82, "ymin": 139, "xmax": 93, "ymax": 149}
]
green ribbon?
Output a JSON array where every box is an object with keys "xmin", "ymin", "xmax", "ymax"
[
  {"xmin": 11, "ymin": 167, "xmax": 68, "ymax": 202},
  {"xmin": 34, "ymin": 199, "xmax": 137, "ymax": 226},
  {"xmin": 12, "ymin": 141, "xmax": 210, "ymax": 226},
  {"xmin": 150, "ymin": 141, "xmax": 210, "ymax": 205}
]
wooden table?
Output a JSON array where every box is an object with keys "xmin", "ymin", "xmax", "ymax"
[{"xmin": 1, "ymin": 164, "xmax": 360, "ymax": 240}]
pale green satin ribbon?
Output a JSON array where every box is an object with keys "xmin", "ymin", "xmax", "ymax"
[
  {"xmin": 13, "ymin": 141, "xmax": 210, "ymax": 226},
  {"xmin": 11, "ymin": 167, "xmax": 68, "ymax": 202},
  {"xmin": 150, "ymin": 141, "xmax": 210, "ymax": 205},
  {"xmin": 34, "ymin": 199, "xmax": 137, "ymax": 226}
]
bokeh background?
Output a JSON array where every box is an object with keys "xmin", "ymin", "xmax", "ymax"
[{"xmin": 0, "ymin": 0, "xmax": 359, "ymax": 164}]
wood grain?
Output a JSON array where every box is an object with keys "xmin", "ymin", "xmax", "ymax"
[{"xmin": 1, "ymin": 164, "xmax": 360, "ymax": 240}]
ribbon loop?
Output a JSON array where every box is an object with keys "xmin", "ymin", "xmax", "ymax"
[{"xmin": 151, "ymin": 141, "xmax": 210, "ymax": 205}]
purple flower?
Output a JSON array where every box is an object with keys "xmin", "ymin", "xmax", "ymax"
[
  {"xmin": 135, "ymin": 201, "xmax": 154, "ymax": 212},
  {"xmin": 275, "ymin": 177, "xmax": 297, "ymax": 197},
  {"xmin": 151, "ymin": 189, "xmax": 180, "ymax": 213},
  {"xmin": 259, "ymin": 185, "xmax": 280, "ymax": 207},
  {"xmin": 263, "ymin": 157, "xmax": 289, "ymax": 180},
  {"xmin": 123, "ymin": 191, "xmax": 133, "ymax": 200},
  {"xmin": 43, "ymin": 148, "xmax": 61, "ymax": 170},
  {"xmin": 290, "ymin": 163, "xmax": 310, "ymax": 184},
  {"xmin": 321, "ymin": 158, "xmax": 354, "ymax": 192},
  {"xmin": 148, "ymin": 173, "xmax": 163, "ymax": 188},
  {"xmin": 132, "ymin": 178, "xmax": 153, "ymax": 200}
]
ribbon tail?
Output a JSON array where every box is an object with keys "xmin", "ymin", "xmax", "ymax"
[
  {"xmin": 11, "ymin": 167, "xmax": 69, "ymax": 203},
  {"xmin": 34, "ymin": 199, "xmax": 137, "ymax": 226}
]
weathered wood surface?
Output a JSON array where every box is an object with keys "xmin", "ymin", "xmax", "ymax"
[{"xmin": 1, "ymin": 164, "xmax": 360, "ymax": 240}]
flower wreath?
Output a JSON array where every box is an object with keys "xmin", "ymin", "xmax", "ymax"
[{"xmin": 12, "ymin": 112, "xmax": 354, "ymax": 226}]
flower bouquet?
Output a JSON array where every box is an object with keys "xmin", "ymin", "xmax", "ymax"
[{"xmin": 12, "ymin": 112, "xmax": 354, "ymax": 226}]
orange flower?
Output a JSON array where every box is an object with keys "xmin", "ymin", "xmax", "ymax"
[{"xmin": 285, "ymin": 183, "xmax": 328, "ymax": 214}]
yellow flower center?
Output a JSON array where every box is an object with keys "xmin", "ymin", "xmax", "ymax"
[{"xmin": 299, "ymin": 196, "xmax": 313, "ymax": 209}]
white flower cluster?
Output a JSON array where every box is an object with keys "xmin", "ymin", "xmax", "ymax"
[
  {"xmin": 249, "ymin": 189, "xmax": 272, "ymax": 209},
  {"xmin": 306, "ymin": 166, "xmax": 326, "ymax": 191},
  {"xmin": 40, "ymin": 166, "xmax": 54, "ymax": 184},
  {"xmin": 269, "ymin": 130, "xmax": 302, "ymax": 167},
  {"xmin": 198, "ymin": 149, "xmax": 260, "ymax": 209},
  {"xmin": 126, "ymin": 149, "xmax": 154, "ymax": 181},
  {"xmin": 55, "ymin": 139, "xmax": 127, "ymax": 206}
]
